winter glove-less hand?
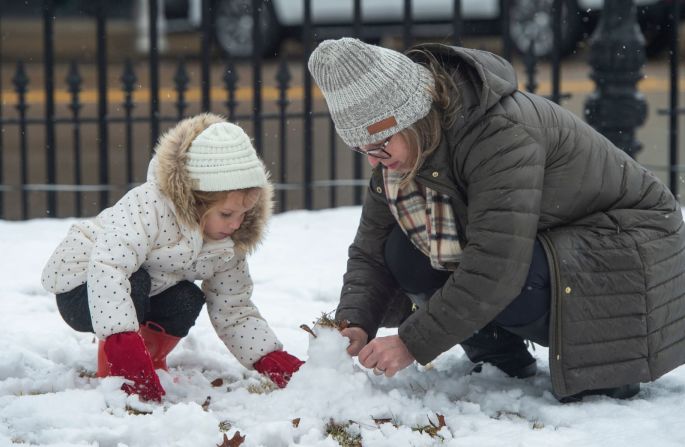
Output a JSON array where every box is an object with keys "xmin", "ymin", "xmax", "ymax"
[
  {"xmin": 253, "ymin": 350, "xmax": 304, "ymax": 388},
  {"xmin": 104, "ymin": 331, "xmax": 166, "ymax": 401}
]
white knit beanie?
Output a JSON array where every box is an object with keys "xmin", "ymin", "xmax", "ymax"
[
  {"xmin": 308, "ymin": 37, "xmax": 435, "ymax": 148},
  {"xmin": 186, "ymin": 122, "xmax": 267, "ymax": 191}
]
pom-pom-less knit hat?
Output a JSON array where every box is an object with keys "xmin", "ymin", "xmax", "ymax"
[
  {"xmin": 307, "ymin": 37, "xmax": 435, "ymax": 148},
  {"xmin": 186, "ymin": 122, "xmax": 267, "ymax": 191}
]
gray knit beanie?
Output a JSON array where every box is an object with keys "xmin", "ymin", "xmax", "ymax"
[{"xmin": 308, "ymin": 37, "xmax": 435, "ymax": 148}]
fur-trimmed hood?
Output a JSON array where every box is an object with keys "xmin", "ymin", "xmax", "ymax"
[{"xmin": 148, "ymin": 113, "xmax": 273, "ymax": 254}]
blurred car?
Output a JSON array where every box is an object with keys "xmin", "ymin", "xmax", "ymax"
[
  {"xmin": 162, "ymin": 0, "xmax": 681, "ymax": 59},
  {"xmin": 509, "ymin": 0, "xmax": 681, "ymax": 58}
]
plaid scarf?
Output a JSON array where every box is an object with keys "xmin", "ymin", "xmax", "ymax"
[{"xmin": 383, "ymin": 170, "xmax": 462, "ymax": 271}]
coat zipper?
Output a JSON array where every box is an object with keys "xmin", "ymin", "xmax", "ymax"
[{"xmin": 537, "ymin": 232, "xmax": 565, "ymax": 396}]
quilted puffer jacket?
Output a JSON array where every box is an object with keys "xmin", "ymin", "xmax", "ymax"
[{"xmin": 336, "ymin": 44, "xmax": 685, "ymax": 397}]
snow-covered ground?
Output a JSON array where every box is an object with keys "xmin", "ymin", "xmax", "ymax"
[{"xmin": 1, "ymin": 207, "xmax": 685, "ymax": 447}]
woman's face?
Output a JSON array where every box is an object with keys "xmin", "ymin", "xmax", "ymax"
[
  {"xmin": 202, "ymin": 189, "xmax": 260, "ymax": 241},
  {"xmin": 360, "ymin": 133, "xmax": 417, "ymax": 173}
]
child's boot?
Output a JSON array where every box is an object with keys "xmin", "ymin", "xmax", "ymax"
[
  {"xmin": 96, "ymin": 339, "xmax": 110, "ymax": 377},
  {"xmin": 139, "ymin": 321, "xmax": 182, "ymax": 371},
  {"xmin": 96, "ymin": 322, "xmax": 181, "ymax": 376}
]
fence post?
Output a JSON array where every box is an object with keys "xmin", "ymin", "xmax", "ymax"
[
  {"xmin": 201, "ymin": 0, "xmax": 212, "ymax": 113},
  {"xmin": 149, "ymin": 0, "xmax": 160, "ymax": 154},
  {"xmin": 0, "ymin": 2, "xmax": 4, "ymax": 218},
  {"xmin": 43, "ymin": 0, "xmax": 56, "ymax": 216},
  {"xmin": 303, "ymin": 0, "xmax": 313, "ymax": 210},
  {"xmin": 666, "ymin": 0, "xmax": 681, "ymax": 196},
  {"xmin": 251, "ymin": 0, "xmax": 263, "ymax": 154},
  {"xmin": 96, "ymin": 0, "xmax": 109, "ymax": 209},
  {"xmin": 584, "ymin": 0, "xmax": 646, "ymax": 158}
]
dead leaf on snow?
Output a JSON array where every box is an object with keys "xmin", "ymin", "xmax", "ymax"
[
  {"xmin": 413, "ymin": 413, "xmax": 446, "ymax": 439},
  {"xmin": 373, "ymin": 417, "xmax": 397, "ymax": 427},
  {"xmin": 325, "ymin": 420, "xmax": 362, "ymax": 447},
  {"xmin": 292, "ymin": 418, "xmax": 301, "ymax": 428},
  {"xmin": 217, "ymin": 431, "xmax": 245, "ymax": 447},
  {"xmin": 211, "ymin": 378, "xmax": 224, "ymax": 387},
  {"xmin": 125, "ymin": 405, "xmax": 152, "ymax": 416},
  {"xmin": 434, "ymin": 414, "xmax": 446, "ymax": 428}
]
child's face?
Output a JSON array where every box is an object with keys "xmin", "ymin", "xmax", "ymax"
[{"xmin": 203, "ymin": 189, "xmax": 260, "ymax": 241}]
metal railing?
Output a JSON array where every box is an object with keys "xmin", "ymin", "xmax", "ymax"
[{"xmin": 0, "ymin": 0, "xmax": 679, "ymax": 220}]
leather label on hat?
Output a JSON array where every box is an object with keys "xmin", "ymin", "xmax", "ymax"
[{"xmin": 367, "ymin": 116, "xmax": 397, "ymax": 135}]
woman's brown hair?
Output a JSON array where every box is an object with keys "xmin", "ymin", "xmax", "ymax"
[{"xmin": 398, "ymin": 47, "xmax": 461, "ymax": 186}]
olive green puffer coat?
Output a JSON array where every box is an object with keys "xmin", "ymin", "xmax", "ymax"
[{"xmin": 336, "ymin": 44, "xmax": 685, "ymax": 398}]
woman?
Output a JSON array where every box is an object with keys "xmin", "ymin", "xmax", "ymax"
[{"xmin": 308, "ymin": 37, "xmax": 685, "ymax": 402}]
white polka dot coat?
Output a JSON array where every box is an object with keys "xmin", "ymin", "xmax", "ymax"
[{"xmin": 41, "ymin": 114, "xmax": 282, "ymax": 368}]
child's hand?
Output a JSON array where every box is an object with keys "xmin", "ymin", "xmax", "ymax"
[
  {"xmin": 104, "ymin": 331, "xmax": 166, "ymax": 402},
  {"xmin": 253, "ymin": 350, "xmax": 304, "ymax": 388}
]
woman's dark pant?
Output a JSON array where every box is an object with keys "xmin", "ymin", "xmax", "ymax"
[
  {"xmin": 55, "ymin": 269, "xmax": 206, "ymax": 337},
  {"xmin": 384, "ymin": 225, "xmax": 550, "ymax": 346}
]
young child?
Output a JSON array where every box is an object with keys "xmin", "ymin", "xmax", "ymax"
[{"xmin": 41, "ymin": 113, "xmax": 303, "ymax": 401}]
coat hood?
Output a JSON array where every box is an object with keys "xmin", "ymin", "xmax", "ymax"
[
  {"xmin": 148, "ymin": 113, "xmax": 273, "ymax": 254},
  {"xmin": 409, "ymin": 44, "xmax": 518, "ymax": 126}
]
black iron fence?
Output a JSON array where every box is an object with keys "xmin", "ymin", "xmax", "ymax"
[
  {"xmin": 0, "ymin": 0, "xmax": 682, "ymax": 220},
  {"xmin": 662, "ymin": 0, "xmax": 684, "ymax": 193}
]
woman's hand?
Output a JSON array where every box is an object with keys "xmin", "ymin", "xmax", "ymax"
[
  {"xmin": 340, "ymin": 326, "xmax": 369, "ymax": 356},
  {"xmin": 358, "ymin": 335, "xmax": 415, "ymax": 377}
]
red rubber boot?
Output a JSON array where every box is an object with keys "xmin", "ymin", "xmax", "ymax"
[
  {"xmin": 96, "ymin": 322, "xmax": 181, "ymax": 376},
  {"xmin": 96, "ymin": 339, "xmax": 110, "ymax": 378},
  {"xmin": 138, "ymin": 322, "xmax": 182, "ymax": 371}
]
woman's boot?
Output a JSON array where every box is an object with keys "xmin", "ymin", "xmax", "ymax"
[{"xmin": 460, "ymin": 323, "xmax": 537, "ymax": 379}]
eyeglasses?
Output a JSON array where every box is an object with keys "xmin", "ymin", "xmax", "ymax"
[{"xmin": 350, "ymin": 138, "xmax": 391, "ymax": 159}]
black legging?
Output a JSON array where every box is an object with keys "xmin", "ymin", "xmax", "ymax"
[
  {"xmin": 56, "ymin": 269, "xmax": 206, "ymax": 337},
  {"xmin": 384, "ymin": 225, "xmax": 550, "ymax": 342}
]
